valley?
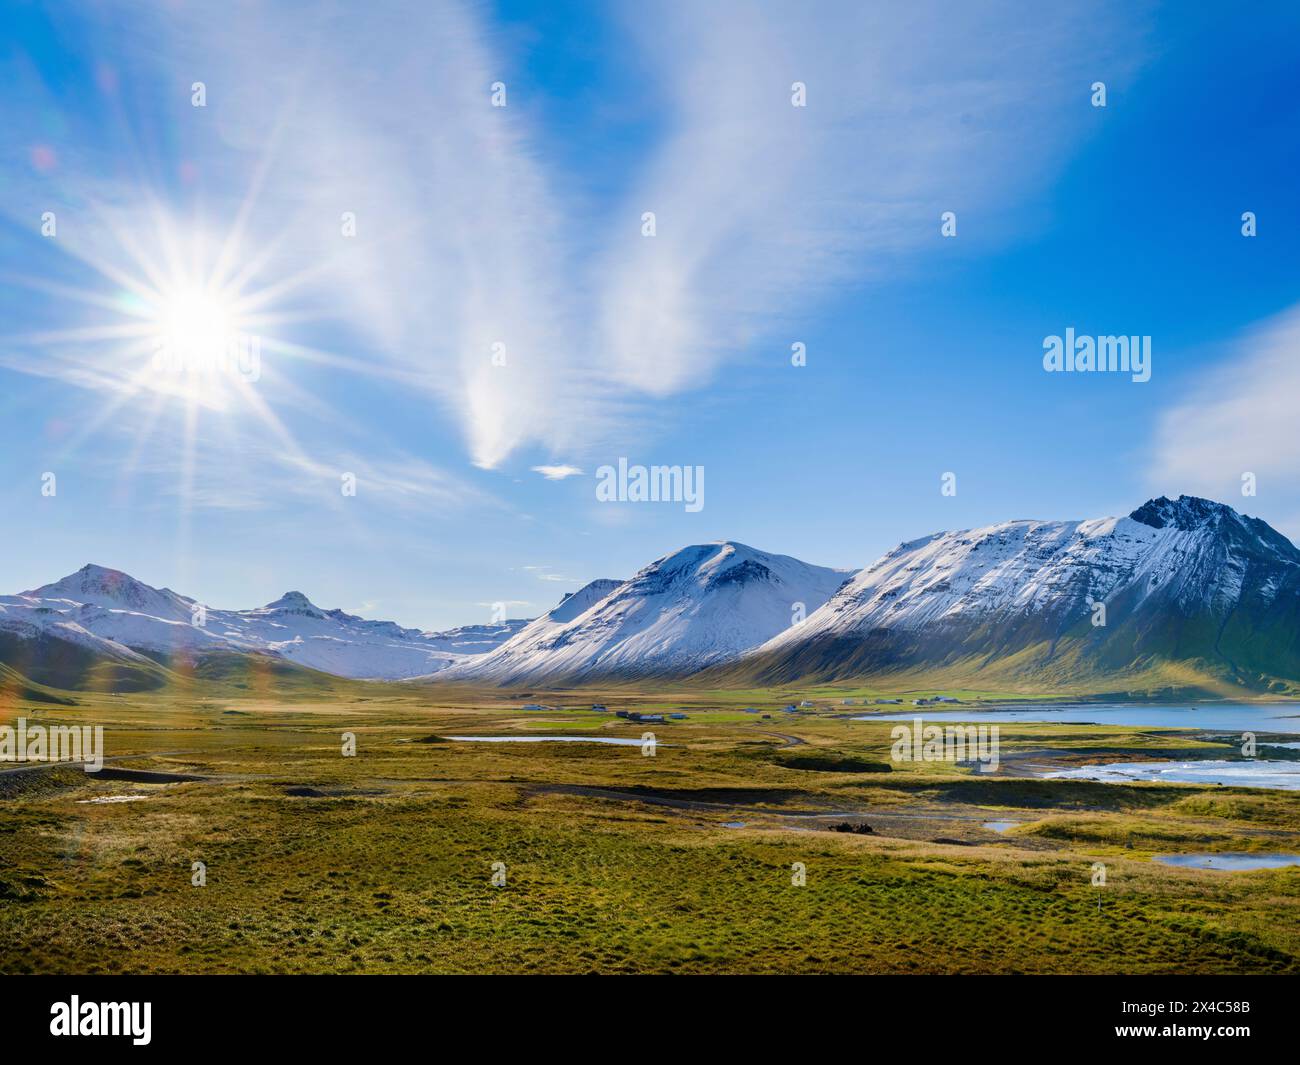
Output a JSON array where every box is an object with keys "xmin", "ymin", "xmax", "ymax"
[{"xmin": 2, "ymin": 683, "xmax": 1298, "ymax": 975}]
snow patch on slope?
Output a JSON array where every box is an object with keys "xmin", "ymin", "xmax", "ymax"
[{"xmin": 756, "ymin": 496, "xmax": 1300, "ymax": 658}]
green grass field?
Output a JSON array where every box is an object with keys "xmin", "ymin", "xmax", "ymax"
[{"xmin": 2, "ymin": 683, "xmax": 1298, "ymax": 974}]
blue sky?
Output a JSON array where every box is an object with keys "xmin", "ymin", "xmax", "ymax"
[{"xmin": 2, "ymin": 0, "xmax": 1299, "ymax": 630}]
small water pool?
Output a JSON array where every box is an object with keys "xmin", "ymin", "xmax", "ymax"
[
  {"xmin": 1154, "ymin": 853, "xmax": 1300, "ymax": 871},
  {"xmin": 447, "ymin": 735, "xmax": 652, "ymax": 746},
  {"xmin": 1044, "ymin": 760, "xmax": 1300, "ymax": 790}
]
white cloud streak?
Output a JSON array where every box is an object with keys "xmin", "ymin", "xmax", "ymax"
[
  {"xmin": 531, "ymin": 465, "xmax": 584, "ymax": 480},
  {"xmin": 1150, "ymin": 305, "xmax": 1300, "ymax": 505},
  {"xmin": 594, "ymin": 1, "xmax": 1148, "ymax": 397}
]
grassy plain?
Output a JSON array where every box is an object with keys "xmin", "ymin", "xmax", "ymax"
[{"xmin": 1, "ymin": 682, "xmax": 1298, "ymax": 974}]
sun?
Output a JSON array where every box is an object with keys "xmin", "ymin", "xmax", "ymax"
[
  {"xmin": 147, "ymin": 282, "xmax": 258, "ymax": 407},
  {"xmin": 160, "ymin": 286, "xmax": 235, "ymax": 360}
]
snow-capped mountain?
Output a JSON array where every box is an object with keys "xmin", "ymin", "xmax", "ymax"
[
  {"xmin": 0, "ymin": 565, "xmax": 529, "ymax": 682},
  {"xmin": 6, "ymin": 497, "xmax": 1297, "ymax": 694},
  {"xmin": 734, "ymin": 496, "xmax": 1300, "ymax": 690},
  {"xmin": 446, "ymin": 543, "xmax": 854, "ymax": 683},
  {"xmin": 26, "ymin": 565, "xmax": 195, "ymax": 620}
]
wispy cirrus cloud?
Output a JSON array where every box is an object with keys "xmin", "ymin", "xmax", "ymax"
[
  {"xmin": 1149, "ymin": 305, "xmax": 1300, "ymax": 521},
  {"xmin": 105, "ymin": 414, "xmax": 504, "ymax": 516},
  {"xmin": 1, "ymin": 0, "xmax": 1151, "ymax": 485},
  {"xmin": 594, "ymin": 0, "xmax": 1151, "ymax": 398}
]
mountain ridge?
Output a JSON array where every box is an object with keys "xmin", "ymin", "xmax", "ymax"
[
  {"xmin": 3, "ymin": 497, "xmax": 1297, "ymax": 695},
  {"xmin": 1, "ymin": 566, "xmax": 531, "ymax": 683}
]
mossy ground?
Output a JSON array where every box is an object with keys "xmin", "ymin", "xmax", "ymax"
[{"xmin": 1, "ymin": 685, "xmax": 1297, "ymax": 974}]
